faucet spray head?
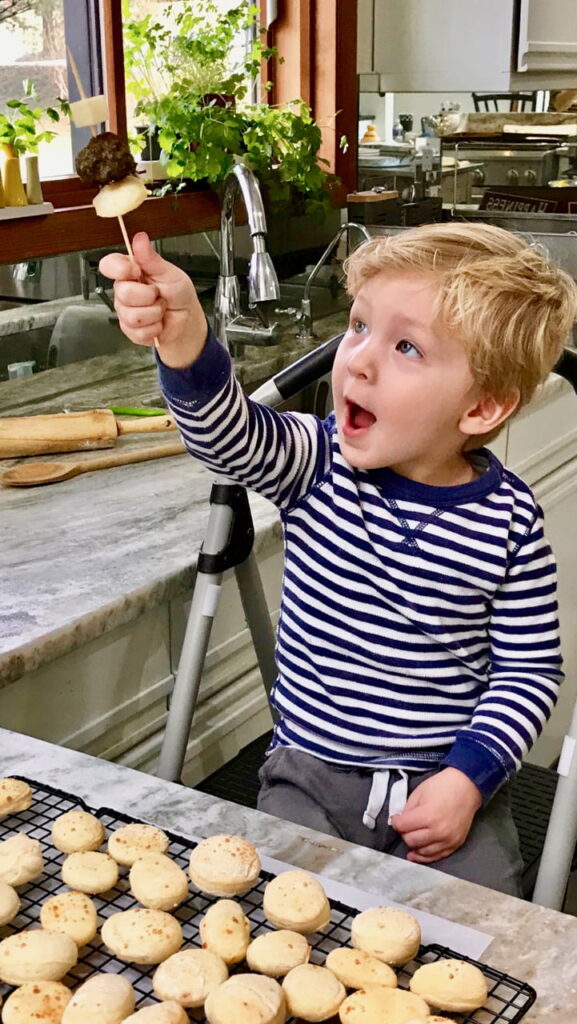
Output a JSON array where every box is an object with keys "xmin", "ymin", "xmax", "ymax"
[{"xmin": 248, "ymin": 247, "xmax": 281, "ymax": 305}]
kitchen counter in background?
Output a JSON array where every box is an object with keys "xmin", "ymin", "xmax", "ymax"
[
  {"xmin": 1, "ymin": 727, "xmax": 577, "ymax": 1022},
  {"xmin": 0, "ymin": 315, "xmax": 346, "ymax": 782}
]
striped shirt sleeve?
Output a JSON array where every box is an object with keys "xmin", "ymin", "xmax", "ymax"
[
  {"xmin": 157, "ymin": 328, "xmax": 330, "ymax": 509},
  {"xmin": 442, "ymin": 506, "xmax": 563, "ymax": 801}
]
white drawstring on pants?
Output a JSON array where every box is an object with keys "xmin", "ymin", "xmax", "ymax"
[{"xmin": 362, "ymin": 769, "xmax": 409, "ymax": 831}]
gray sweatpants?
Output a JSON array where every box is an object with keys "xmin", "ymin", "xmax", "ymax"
[{"xmin": 258, "ymin": 747, "xmax": 524, "ymax": 897}]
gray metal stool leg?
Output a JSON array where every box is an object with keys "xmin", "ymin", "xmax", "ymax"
[{"xmin": 532, "ymin": 700, "xmax": 577, "ymax": 909}]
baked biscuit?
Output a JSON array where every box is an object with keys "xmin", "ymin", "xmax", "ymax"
[
  {"xmin": 263, "ymin": 870, "xmax": 331, "ymax": 934},
  {"xmin": 122, "ymin": 1004, "xmax": 189, "ymax": 1023},
  {"xmin": 1, "ymin": 980, "xmax": 71, "ymax": 1024},
  {"xmin": 351, "ymin": 906, "xmax": 421, "ymax": 965},
  {"xmin": 325, "ymin": 946, "xmax": 397, "ymax": 989},
  {"xmin": 338, "ymin": 986, "xmax": 430, "ymax": 1024},
  {"xmin": 0, "ymin": 833, "xmax": 44, "ymax": 886},
  {"xmin": 152, "ymin": 948, "xmax": 228, "ymax": 1007},
  {"xmin": 61, "ymin": 851, "xmax": 119, "ymax": 894},
  {"xmin": 246, "ymin": 928, "xmax": 311, "ymax": 977},
  {"xmin": 204, "ymin": 973, "xmax": 286, "ymax": 1024},
  {"xmin": 40, "ymin": 890, "xmax": 98, "ymax": 947},
  {"xmin": 61, "ymin": 972, "xmax": 136, "ymax": 1023},
  {"xmin": 409, "ymin": 958, "xmax": 488, "ymax": 1012},
  {"xmin": 0, "ymin": 928, "xmax": 78, "ymax": 984},
  {"xmin": 51, "ymin": 809, "xmax": 105, "ymax": 853},
  {"xmin": 0, "ymin": 779, "xmax": 32, "ymax": 819},
  {"xmin": 282, "ymin": 963, "xmax": 346, "ymax": 1022},
  {"xmin": 108, "ymin": 823, "xmax": 169, "ymax": 866},
  {"xmin": 424, "ymin": 1017, "xmax": 458, "ymax": 1023},
  {"xmin": 0, "ymin": 879, "xmax": 20, "ymax": 926},
  {"xmin": 188, "ymin": 834, "xmax": 261, "ymax": 896},
  {"xmin": 129, "ymin": 852, "xmax": 189, "ymax": 911},
  {"xmin": 200, "ymin": 898, "xmax": 251, "ymax": 964},
  {"xmin": 101, "ymin": 908, "xmax": 183, "ymax": 965}
]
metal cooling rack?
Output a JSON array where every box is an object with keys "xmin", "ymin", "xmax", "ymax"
[{"xmin": 0, "ymin": 778, "xmax": 537, "ymax": 1022}]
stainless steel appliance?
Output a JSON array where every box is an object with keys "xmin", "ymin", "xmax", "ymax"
[{"xmin": 444, "ymin": 141, "xmax": 560, "ymax": 198}]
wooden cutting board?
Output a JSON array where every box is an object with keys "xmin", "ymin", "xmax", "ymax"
[{"xmin": 0, "ymin": 409, "xmax": 175, "ymax": 457}]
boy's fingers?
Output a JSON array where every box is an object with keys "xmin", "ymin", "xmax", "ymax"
[
  {"xmin": 99, "ymin": 251, "xmax": 141, "ymax": 282},
  {"xmin": 131, "ymin": 232, "xmax": 179, "ymax": 284},
  {"xmin": 390, "ymin": 807, "xmax": 427, "ymax": 833},
  {"xmin": 398, "ymin": 827, "xmax": 431, "ymax": 850},
  {"xmin": 114, "ymin": 279, "xmax": 160, "ymax": 307}
]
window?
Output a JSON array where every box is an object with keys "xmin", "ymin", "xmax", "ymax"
[{"xmin": 0, "ymin": 0, "xmax": 103, "ymax": 179}]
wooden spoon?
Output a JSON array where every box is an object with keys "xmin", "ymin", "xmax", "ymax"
[{"xmin": 2, "ymin": 441, "xmax": 186, "ymax": 487}]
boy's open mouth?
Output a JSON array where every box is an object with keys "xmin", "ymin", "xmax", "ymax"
[{"xmin": 344, "ymin": 400, "xmax": 376, "ymax": 433}]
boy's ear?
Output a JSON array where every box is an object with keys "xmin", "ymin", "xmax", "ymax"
[{"xmin": 459, "ymin": 389, "xmax": 520, "ymax": 437}]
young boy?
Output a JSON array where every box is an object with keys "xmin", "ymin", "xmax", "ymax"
[{"xmin": 100, "ymin": 223, "xmax": 577, "ymax": 896}]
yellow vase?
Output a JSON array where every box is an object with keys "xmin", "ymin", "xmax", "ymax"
[
  {"xmin": 0, "ymin": 174, "xmax": 5, "ymax": 209},
  {"xmin": 2, "ymin": 156, "xmax": 28, "ymax": 207},
  {"xmin": 25, "ymin": 155, "xmax": 43, "ymax": 205}
]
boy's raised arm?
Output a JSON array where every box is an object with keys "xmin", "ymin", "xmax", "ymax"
[{"xmin": 99, "ymin": 231, "xmax": 208, "ymax": 369}]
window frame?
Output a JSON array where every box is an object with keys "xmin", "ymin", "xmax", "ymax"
[{"xmin": 1, "ymin": 0, "xmax": 358, "ymax": 262}]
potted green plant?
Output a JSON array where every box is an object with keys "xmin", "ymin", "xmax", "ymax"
[
  {"xmin": 0, "ymin": 81, "xmax": 69, "ymax": 206},
  {"xmin": 123, "ymin": 0, "xmax": 342, "ymax": 222}
]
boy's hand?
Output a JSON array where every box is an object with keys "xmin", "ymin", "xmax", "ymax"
[
  {"xmin": 98, "ymin": 231, "xmax": 208, "ymax": 369},
  {"xmin": 390, "ymin": 768, "xmax": 482, "ymax": 864}
]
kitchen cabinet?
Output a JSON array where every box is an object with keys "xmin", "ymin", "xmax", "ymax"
[
  {"xmin": 358, "ymin": 0, "xmax": 515, "ymax": 91},
  {"xmin": 518, "ymin": 0, "xmax": 577, "ymax": 73}
]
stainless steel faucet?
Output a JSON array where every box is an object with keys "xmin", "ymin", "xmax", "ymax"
[
  {"xmin": 215, "ymin": 163, "xmax": 281, "ymax": 351},
  {"xmin": 296, "ymin": 221, "xmax": 371, "ymax": 340}
]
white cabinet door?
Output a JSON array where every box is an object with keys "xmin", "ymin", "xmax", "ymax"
[
  {"xmin": 361, "ymin": 0, "xmax": 515, "ymax": 91},
  {"xmin": 518, "ymin": 0, "xmax": 577, "ymax": 72}
]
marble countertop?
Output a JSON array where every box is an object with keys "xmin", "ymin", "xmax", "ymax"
[
  {"xmin": 0, "ymin": 313, "xmax": 346, "ymax": 687},
  {"xmin": 1, "ymin": 727, "xmax": 576, "ymax": 1021}
]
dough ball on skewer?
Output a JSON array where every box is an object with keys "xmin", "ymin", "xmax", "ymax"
[{"xmin": 75, "ymin": 131, "xmax": 137, "ymax": 185}]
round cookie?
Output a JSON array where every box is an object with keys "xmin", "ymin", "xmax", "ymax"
[
  {"xmin": 0, "ymin": 833, "xmax": 44, "ymax": 886},
  {"xmin": 108, "ymin": 823, "xmax": 169, "ymax": 866},
  {"xmin": 282, "ymin": 963, "xmax": 346, "ymax": 1022},
  {"xmin": 409, "ymin": 958, "xmax": 488, "ymax": 1012},
  {"xmin": 40, "ymin": 890, "xmax": 98, "ymax": 947},
  {"xmin": 123, "ymin": 1004, "xmax": 189, "ymax": 1024},
  {"xmin": 51, "ymin": 809, "xmax": 105, "ymax": 853},
  {"xmin": 61, "ymin": 972, "xmax": 136, "ymax": 1024},
  {"xmin": 1, "ymin": 980, "xmax": 71, "ymax": 1024},
  {"xmin": 200, "ymin": 898, "xmax": 251, "ymax": 964},
  {"xmin": 246, "ymin": 929, "xmax": 311, "ymax": 977},
  {"xmin": 0, "ymin": 928, "xmax": 78, "ymax": 984},
  {"xmin": 0, "ymin": 879, "xmax": 20, "ymax": 926},
  {"xmin": 101, "ymin": 908, "xmax": 183, "ymax": 965},
  {"xmin": 152, "ymin": 948, "xmax": 228, "ymax": 1007},
  {"xmin": 0, "ymin": 779, "xmax": 32, "ymax": 819},
  {"xmin": 351, "ymin": 906, "xmax": 421, "ymax": 966},
  {"xmin": 338, "ymin": 986, "xmax": 430, "ymax": 1024},
  {"xmin": 325, "ymin": 946, "xmax": 398, "ymax": 989},
  {"xmin": 129, "ymin": 852, "xmax": 188, "ymax": 911},
  {"xmin": 263, "ymin": 870, "xmax": 331, "ymax": 934},
  {"xmin": 205, "ymin": 973, "xmax": 286, "ymax": 1024},
  {"xmin": 61, "ymin": 851, "xmax": 119, "ymax": 894},
  {"xmin": 188, "ymin": 834, "xmax": 261, "ymax": 896}
]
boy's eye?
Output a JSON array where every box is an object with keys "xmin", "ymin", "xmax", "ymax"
[
  {"xmin": 396, "ymin": 339, "xmax": 421, "ymax": 359},
  {"xmin": 351, "ymin": 318, "xmax": 367, "ymax": 334}
]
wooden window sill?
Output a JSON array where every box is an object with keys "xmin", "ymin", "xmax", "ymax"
[{"xmin": 0, "ymin": 188, "xmax": 227, "ymax": 263}]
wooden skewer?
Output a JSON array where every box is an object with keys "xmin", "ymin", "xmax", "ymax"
[
  {"xmin": 66, "ymin": 48, "xmax": 158, "ymax": 350},
  {"xmin": 66, "ymin": 46, "xmax": 97, "ymax": 138}
]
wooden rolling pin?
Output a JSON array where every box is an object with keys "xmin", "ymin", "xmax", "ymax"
[
  {"xmin": 0, "ymin": 409, "xmax": 176, "ymax": 458},
  {"xmin": 1, "ymin": 441, "xmax": 186, "ymax": 487}
]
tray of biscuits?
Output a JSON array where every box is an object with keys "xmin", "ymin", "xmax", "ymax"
[{"xmin": 0, "ymin": 777, "xmax": 536, "ymax": 1023}]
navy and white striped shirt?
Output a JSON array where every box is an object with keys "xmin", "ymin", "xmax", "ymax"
[{"xmin": 159, "ymin": 330, "xmax": 563, "ymax": 802}]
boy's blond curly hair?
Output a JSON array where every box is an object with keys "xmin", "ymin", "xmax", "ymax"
[{"xmin": 344, "ymin": 223, "xmax": 577, "ymax": 428}]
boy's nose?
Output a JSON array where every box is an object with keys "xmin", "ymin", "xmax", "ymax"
[{"xmin": 347, "ymin": 337, "xmax": 377, "ymax": 380}]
